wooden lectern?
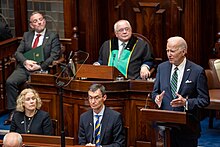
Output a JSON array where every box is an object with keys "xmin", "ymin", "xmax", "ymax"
[
  {"xmin": 140, "ymin": 108, "xmax": 187, "ymax": 147},
  {"xmin": 75, "ymin": 64, "xmax": 125, "ymax": 80}
]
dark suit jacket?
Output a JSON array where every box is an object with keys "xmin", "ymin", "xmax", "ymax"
[
  {"xmin": 78, "ymin": 107, "xmax": 125, "ymax": 147},
  {"xmin": 15, "ymin": 29, "xmax": 61, "ymax": 70},
  {"xmin": 10, "ymin": 109, "xmax": 53, "ymax": 135},
  {"xmin": 152, "ymin": 60, "xmax": 210, "ymax": 137},
  {"xmin": 97, "ymin": 36, "xmax": 154, "ymax": 79}
]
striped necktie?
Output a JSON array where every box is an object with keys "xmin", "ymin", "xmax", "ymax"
[
  {"xmin": 95, "ymin": 115, "xmax": 101, "ymax": 146},
  {"xmin": 118, "ymin": 42, "xmax": 126, "ymax": 59},
  {"xmin": 170, "ymin": 67, "xmax": 178, "ymax": 99}
]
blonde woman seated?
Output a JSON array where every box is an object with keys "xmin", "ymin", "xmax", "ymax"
[{"xmin": 10, "ymin": 88, "xmax": 53, "ymax": 135}]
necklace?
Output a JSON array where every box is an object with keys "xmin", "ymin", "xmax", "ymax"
[{"xmin": 24, "ymin": 110, "xmax": 38, "ymax": 133}]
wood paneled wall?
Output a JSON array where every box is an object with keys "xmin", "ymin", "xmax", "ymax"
[
  {"xmin": 12, "ymin": 0, "xmax": 218, "ymax": 68},
  {"xmin": 74, "ymin": 0, "xmax": 217, "ymax": 67}
]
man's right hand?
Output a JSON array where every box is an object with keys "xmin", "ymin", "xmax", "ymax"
[
  {"xmin": 155, "ymin": 91, "xmax": 165, "ymax": 108},
  {"xmin": 93, "ymin": 62, "xmax": 100, "ymax": 66},
  {"xmin": 23, "ymin": 60, "xmax": 38, "ymax": 71}
]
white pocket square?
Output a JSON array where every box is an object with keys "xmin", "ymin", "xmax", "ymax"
[{"xmin": 185, "ymin": 80, "xmax": 192, "ymax": 83}]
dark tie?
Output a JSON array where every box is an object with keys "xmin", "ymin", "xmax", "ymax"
[
  {"xmin": 95, "ymin": 115, "xmax": 101, "ymax": 146},
  {"xmin": 170, "ymin": 67, "xmax": 178, "ymax": 99},
  {"xmin": 32, "ymin": 34, "xmax": 41, "ymax": 48}
]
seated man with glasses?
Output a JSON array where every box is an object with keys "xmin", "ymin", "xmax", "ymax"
[
  {"xmin": 78, "ymin": 84, "xmax": 125, "ymax": 147},
  {"xmin": 94, "ymin": 19, "xmax": 154, "ymax": 80}
]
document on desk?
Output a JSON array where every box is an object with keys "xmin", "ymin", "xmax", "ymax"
[{"xmin": 24, "ymin": 45, "xmax": 44, "ymax": 63}]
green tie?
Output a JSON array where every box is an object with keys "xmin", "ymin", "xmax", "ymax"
[{"xmin": 171, "ymin": 67, "xmax": 178, "ymax": 99}]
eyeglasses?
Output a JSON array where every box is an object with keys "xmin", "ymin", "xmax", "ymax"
[
  {"xmin": 88, "ymin": 95, "xmax": 103, "ymax": 101},
  {"xmin": 117, "ymin": 27, "xmax": 130, "ymax": 33}
]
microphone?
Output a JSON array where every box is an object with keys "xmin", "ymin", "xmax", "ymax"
[
  {"xmin": 74, "ymin": 50, "xmax": 89, "ymax": 78},
  {"xmin": 58, "ymin": 51, "xmax": 74, "ymax": 77},
  {"xmin": 112, "ymin": 54, "xmax": 116, "ymax": 67},
  {"xmin": 68, "ymin": 58, "xmax": 76, "ymax": 77},
  {"xmin": 68, "ymin": 51, "xmax": 73, "ymax": 61},
  {"xmin": 65, "ymin": 51, "xmax": 74, "ymax": 77},
  {"xmin": 56, "ymin": 50, "xmax": 74, "ymax": 85},
  {"xmin": 145, "ymin": 93, "xmax": 151, "ymax": 108},
  {"xmin": 56, "ymin": 50, "xmax": 89, "ymax": 86}
]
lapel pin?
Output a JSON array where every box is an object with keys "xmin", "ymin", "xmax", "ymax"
[{"xmin": 185, "ymin": 80, "xmax": 192, "ymax": 83}]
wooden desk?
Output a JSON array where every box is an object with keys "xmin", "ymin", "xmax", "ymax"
[
  {"xmin": 22, "ymin": 134, "xmax": 74, "ymax": 146},
  {"xmin": 140, "ymin": 109, "xmax": 187, "ymax": 147},
  {"xmin": 28, "ymin": 73, "xmax": 156, "ymax": 147},
  {"xmin": 0, "ymin": 140, "xmax": 86, "ymax": 147},
  {"xmin": 0, "ymin": 134, "xmax": 88, "ymax": 147}
]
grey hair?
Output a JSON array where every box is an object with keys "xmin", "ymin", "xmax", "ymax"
[
  {"xmin": 167, "ymin": 36, "xmax": 188, "ymax": 52},
  {"xmin": 89, "ymin": 84, "xmax": 106, "ymax": 96},
  {"xmin": 114, "ymin": 20, "xmax": 131, "ymax": 32},
  {"xmin": 3, "ymin": 132, "xmax": 23, "ymax": 147},
  {"xmin": 29, "ymin": 11, "xmax": 44, "ymax": 23}
]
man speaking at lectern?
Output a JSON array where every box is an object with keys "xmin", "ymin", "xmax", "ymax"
[
  {"xmin": 94, "ymin": 20, "xmax": 154, "ymax": 80},
  {"xmin": 4, "ymin": 11, "xmax": 61, "ymax": 125},
  {"xmin": 152, "ymin": 36, "xmax": 210, "ymax": 147}
]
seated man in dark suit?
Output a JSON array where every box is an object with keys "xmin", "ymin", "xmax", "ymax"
[
  {"xmin": 78, "ymin": 84, "xmax": 125, "ymax": 147},
  {"xmin": 4, "ymin": 11, "xmax": 61, "ymax": 125}
]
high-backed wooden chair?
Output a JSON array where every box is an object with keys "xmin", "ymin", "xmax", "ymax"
[
  {"xmin": 51, "ymin": 118, "xmax": 58, "ymax": 136},
  {"xmin": 133, "ymin": 33, "xmax": 162, "ymax": 78},
  {"xmin": 206, "ymin": 59, "xmax": 220, "ymax": 89},
  {"xmin": 205, "ymin": 59, "xmax": 220, "ymax": 128},
  {"xmin": 0, "ymin": 13, "xmax": 15, "ymax": 113}
]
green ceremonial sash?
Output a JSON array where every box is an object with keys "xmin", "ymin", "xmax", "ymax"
[{"xmin": 108, "ymin": 40, "xmax": 137, "ymax": 78}]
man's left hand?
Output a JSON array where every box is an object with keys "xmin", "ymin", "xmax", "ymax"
[
  {"xmin": 170, "ymin": 93, "xmax": 187, "ymax": 107},
  {"xmin": 140, "ymin": 66, "xmax": 151, "ymax": 79}
]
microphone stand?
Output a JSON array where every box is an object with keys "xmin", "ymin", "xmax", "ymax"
[
  {"xmin": 55, "ymin": 50, "xmax": 89, "ymax": 147},
  {"xmin": 55, "ymin": 51, "xmax": 73, "ymax": 147},
  {"xmin": 56, "ymin": 81, "xmax": 65, "ymax": 147}
]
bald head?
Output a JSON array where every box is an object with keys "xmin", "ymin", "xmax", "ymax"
[{"xmin": 3, "ymin": 132, "xmax": 23, "ymax": 147}]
